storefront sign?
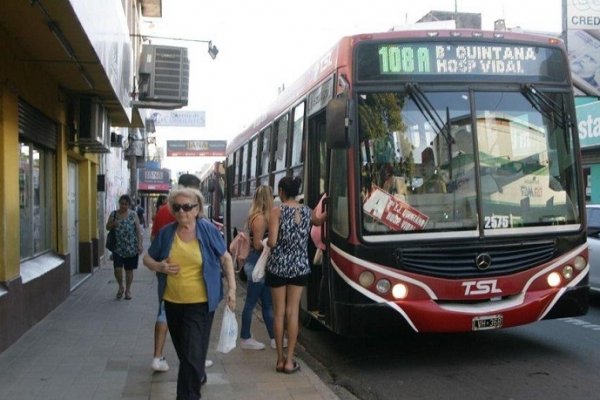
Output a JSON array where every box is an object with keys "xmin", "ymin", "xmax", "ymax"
[
  {"xmin": 137, "ymin": 168, "xmax": 171, "ymax": 191},
  {"xmin": 567, "ymin": 0, "xmax": 600, "ymax": 30},
  {"xmin": 568, "ymin": 30, "xmax": 600, "ymax": 96},
  {"xmin": 166, "ymin": 140, "xmax": 227, "ymax": 156},
  {"xmin": 148, "ymin": 110, "xmax": 206, "ymax": 127},
  {"xmin": 576, "ymin": 96, "xmax": 600, "ymax": 148}
]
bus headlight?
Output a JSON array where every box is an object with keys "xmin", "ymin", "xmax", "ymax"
[
  {"xmin": 547, "ymin": 272, "xmax": 561, "ymax": 287},
  {"xmin": 562, "ymin": 265, "xmax": 574, "ymax": 280},
  {"xmin": 573, "ymin": 256, "xmax": 586, "ymax": 271},
  {"xmin": 392, "ymin": 283, "xmax": 408, "ymax": 299},
  {"xmin": 376, "ymin": 279, "xmax": 391, "ymax": 294},
  {"xmin": 358, "ymin": 271, "xmax": 375, "ymax": 288}
]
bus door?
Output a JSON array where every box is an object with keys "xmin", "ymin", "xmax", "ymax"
[{"xmin": 304, "ymin": 110, "xmax": 330, "ymax": 325}]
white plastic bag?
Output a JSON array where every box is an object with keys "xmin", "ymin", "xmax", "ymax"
[
  {"xmin": 252, "ymin": 239, "xmax": 270, "ymax": 282},
  {"xmin": 216, "ymin": 305, "xmax": 238, "ymax": 353}
]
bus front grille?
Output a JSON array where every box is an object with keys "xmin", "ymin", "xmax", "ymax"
[{"xmin": 396, "ymin": 240, "xmax": 556, "ymax": 278}]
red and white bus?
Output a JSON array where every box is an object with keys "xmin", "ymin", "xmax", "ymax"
[
  {"xmin": 225, "ymin": 29, "xmax": 589, "ymax": 335},
  {"xmin": 199, "ymin": 161, "xmax": 225, "ymax": 231}
]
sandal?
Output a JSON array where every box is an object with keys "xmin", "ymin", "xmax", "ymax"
[
  {"xmin": 275, "ymin": 359, "xmax": 286, "ymax": 373},
  {"xmin": 125, "ymin": 291, "xmax": 132, "ymax": 300},
  {"xmin": 283, "ymin": 360, "xmax": 301, "ymax": 374},
  {"xmin": 116, "ymin": 288, "xmax": 124, "ymax": 299}
]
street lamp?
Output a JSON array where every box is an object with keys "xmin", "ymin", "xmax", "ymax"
[
  {"xmin": 131, "ymin": 34, "xmax": 219, "ymax": 60},
  {"xmin": 208, "ymin": 41, "xmax": 219, "ymax": 60}
]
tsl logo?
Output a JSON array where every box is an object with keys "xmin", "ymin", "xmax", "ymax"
[{"xmin": 462, "ymin": 279, "xmax": 502, "ymax": 296}]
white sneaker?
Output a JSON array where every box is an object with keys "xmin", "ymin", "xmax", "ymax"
[
  {"xmin": 270, "ymin": 337, "xmax": 289, "ymax": 349},
  {"xmin": 240, "ymin": 337, "xmax": 265, "ymax": 350},
  {"xmin": 205, "ymin": 359, "xmax": 214, "ymax": 368},
  {"xmin": 152, "ymin": 357, "xmax": 169, "ymax": 372}
]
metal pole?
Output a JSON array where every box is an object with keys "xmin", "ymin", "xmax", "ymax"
[{"xmin": 129, "ymin": 127, "xmax": 137, "ymax": 201}]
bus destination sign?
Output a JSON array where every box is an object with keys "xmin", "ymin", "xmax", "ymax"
[
  {"xmin": 355, "ymin": 41, "xmax": 564, "ymax": 81},
  {"xmin": 379, "ymin": 44, "xmax": 540, "ymax": 75}
]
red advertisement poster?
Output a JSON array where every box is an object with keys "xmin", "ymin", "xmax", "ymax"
[{"xmin": 363, "ymin": 186, "xmax": 428, "ymax": 231}]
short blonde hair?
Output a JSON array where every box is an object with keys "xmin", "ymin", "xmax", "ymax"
[{"xmin": 168, "ymin": 187, "xmax": 204, "ymax": 217}]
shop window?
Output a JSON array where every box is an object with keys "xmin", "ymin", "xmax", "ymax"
[{"xmin": 20, "ymin": 142, "xmax": 55, "ymax": 259}]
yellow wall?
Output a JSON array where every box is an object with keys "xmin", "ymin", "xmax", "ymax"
[
  {"xmin": 0, "ymin": 87, "xmax": 20, "ymax": 282},
  {"xmin": 56, "ymin": 127, "xmax": 69, "ymax": 255},
  {"xmin": 78, "ymin": 159, "xmax": 100, "ymax": 242}
]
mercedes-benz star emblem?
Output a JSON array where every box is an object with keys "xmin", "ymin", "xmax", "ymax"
[{"xmin": 475, "ymin": 253, "xmax": 492, "ymax": 270}]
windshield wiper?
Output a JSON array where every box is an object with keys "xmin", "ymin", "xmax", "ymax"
[
  {"xmin": 405, "ymin": 83, "xmax": 455, "ymax": 178},
  {"xmin": 521, "ymin": 84, "xmax": 570, "ymax": 129},
  {"xmin": 405, "ymin": 83, "xmax": 452, "ymax": 145}
]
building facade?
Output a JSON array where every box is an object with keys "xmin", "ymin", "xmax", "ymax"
[{"xmin": 0, "ymin": 0, "xmax": 162, "ymax": 352}]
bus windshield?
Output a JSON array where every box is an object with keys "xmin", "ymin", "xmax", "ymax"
[{"xmin": 358, "ymin": 89, "xmax": 581, "ymax": 235}]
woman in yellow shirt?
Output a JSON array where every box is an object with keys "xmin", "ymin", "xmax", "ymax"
[{"xmin": 143, "ymin": 187, "xmax": 236, "ymax": 400}]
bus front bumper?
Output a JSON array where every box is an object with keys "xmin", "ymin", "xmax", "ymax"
[{"xmin": 333, "ymin": 284, "xmax": 589, "ymax": 335}]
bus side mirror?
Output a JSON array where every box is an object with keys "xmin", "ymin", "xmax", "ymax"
[
  {"xmin": 207, "ymin": 178, "xmax": 216, "ymax": 193},
  {"xmin": 326, "ymin": 93, "xmax": 350, "ymax": 148}
]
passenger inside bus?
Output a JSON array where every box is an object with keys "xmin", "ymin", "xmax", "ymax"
[
  {"xmin": 381, "ymin": 164, "xmax": 409, "ymax": 202},
  {"xmin": 418, "ymin": 147, "xmax": 446, "ymax": 194}
]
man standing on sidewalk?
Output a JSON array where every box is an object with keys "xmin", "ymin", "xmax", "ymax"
[{"xmin": 149, "ymin": 174, "xmax": 214, "ymax": 372}]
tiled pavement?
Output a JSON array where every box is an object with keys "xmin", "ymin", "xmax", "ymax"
[{"xmin": 0, "ymin": 232, "xmax": 347, "ymax": 400}]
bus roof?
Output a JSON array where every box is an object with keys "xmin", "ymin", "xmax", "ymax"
[{"xmin": 226, "ymin": 29, "xmax": 565, "ymax": 156}]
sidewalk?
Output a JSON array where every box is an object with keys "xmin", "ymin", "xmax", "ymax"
[{"xmin": 0, "ymin": 234, "xmax": 342, "ymax": 400}]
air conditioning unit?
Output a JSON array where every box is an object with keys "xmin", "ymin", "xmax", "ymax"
[
  {"xmin": 74, "ymin": 96, "xmax": 110, "ymax": 153},
  {"xmin": 79, "ymin": 97, "xmax": 102, "ymax": 142},
  {"xmin": 139, "ymin": 45, "xmax": 189, "ymax": 106}
]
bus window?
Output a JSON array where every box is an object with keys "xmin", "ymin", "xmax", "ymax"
[
  {"xmin": 274, "ymin": 115, "xmax": 289, "ymax": 170},
  {"xmin": 359, "ymin": 91, "xmax": 476, "ymax": 233},
  {"xmin": 290, "ymin": 103, "xmax": 305, "ymax": 181},
  {"xmin": 248, "ymin": 137, "xmax": 258, "ymax": 193},
  {"xmin": 235, "ymin": 148, "xmax": 243, "ymax": 197},
  {"xmin": 358, "ymin": 89, "xmax": 580, "ymax": 234},
  {"xmin": 273, "ymin": 114, "xmax": 289, "ymax": 193},
  {"xmin": 330, "ymin": 148, "xmax": 349, "ymax": 238},
  {"xmin": 291, "ymin": 103, "xmax": 305, "ymax": 165},
  {"xmin": 230, "ymin": 151, "xmax": 237, "ymax": 198},
  {"xmin": 316, "ymin": 115, "xmax": 327, "ymax": 196},
  {"xmin": 259, "ymin": 127, "xmax": 272, "ymax": 187},
  {"xmin": 474, "ymin": 91, "xmax": 578, "ymax": 227},
  {"xmin": 241, "ymin": 144, "xmax": 249, "ymax": 196}
]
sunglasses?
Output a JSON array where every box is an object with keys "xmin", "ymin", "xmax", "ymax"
[{"xmin": 172, "ymin": 203, "xmax": 198, "ymax": 212}]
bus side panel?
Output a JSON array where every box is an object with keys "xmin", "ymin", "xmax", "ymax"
[{"xmin": 228, "ymin": 198, "xmax": 253, "ymax": 236}]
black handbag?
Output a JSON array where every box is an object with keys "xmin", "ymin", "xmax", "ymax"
[{"xmin": 106, "ymin": 211, "xmax": 116, "ymax": 252}]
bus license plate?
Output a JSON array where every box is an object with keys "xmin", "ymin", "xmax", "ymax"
[{"xmin": 472, "ymin": 314, "xmax": 503, "ymax": 331}]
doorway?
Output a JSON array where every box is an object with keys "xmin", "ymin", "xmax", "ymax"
[{"xmin": 67, "ymin": 161, "xmax": 79, "ymax": 277}]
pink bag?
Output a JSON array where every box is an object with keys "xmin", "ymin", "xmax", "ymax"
[
  {"xmin": 229, "ymin": 231, "xmax": 250, "ymax": 270},
  {"xmin": 311, "ymin": 194, "xmax": 326, "ymax": 250}
]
